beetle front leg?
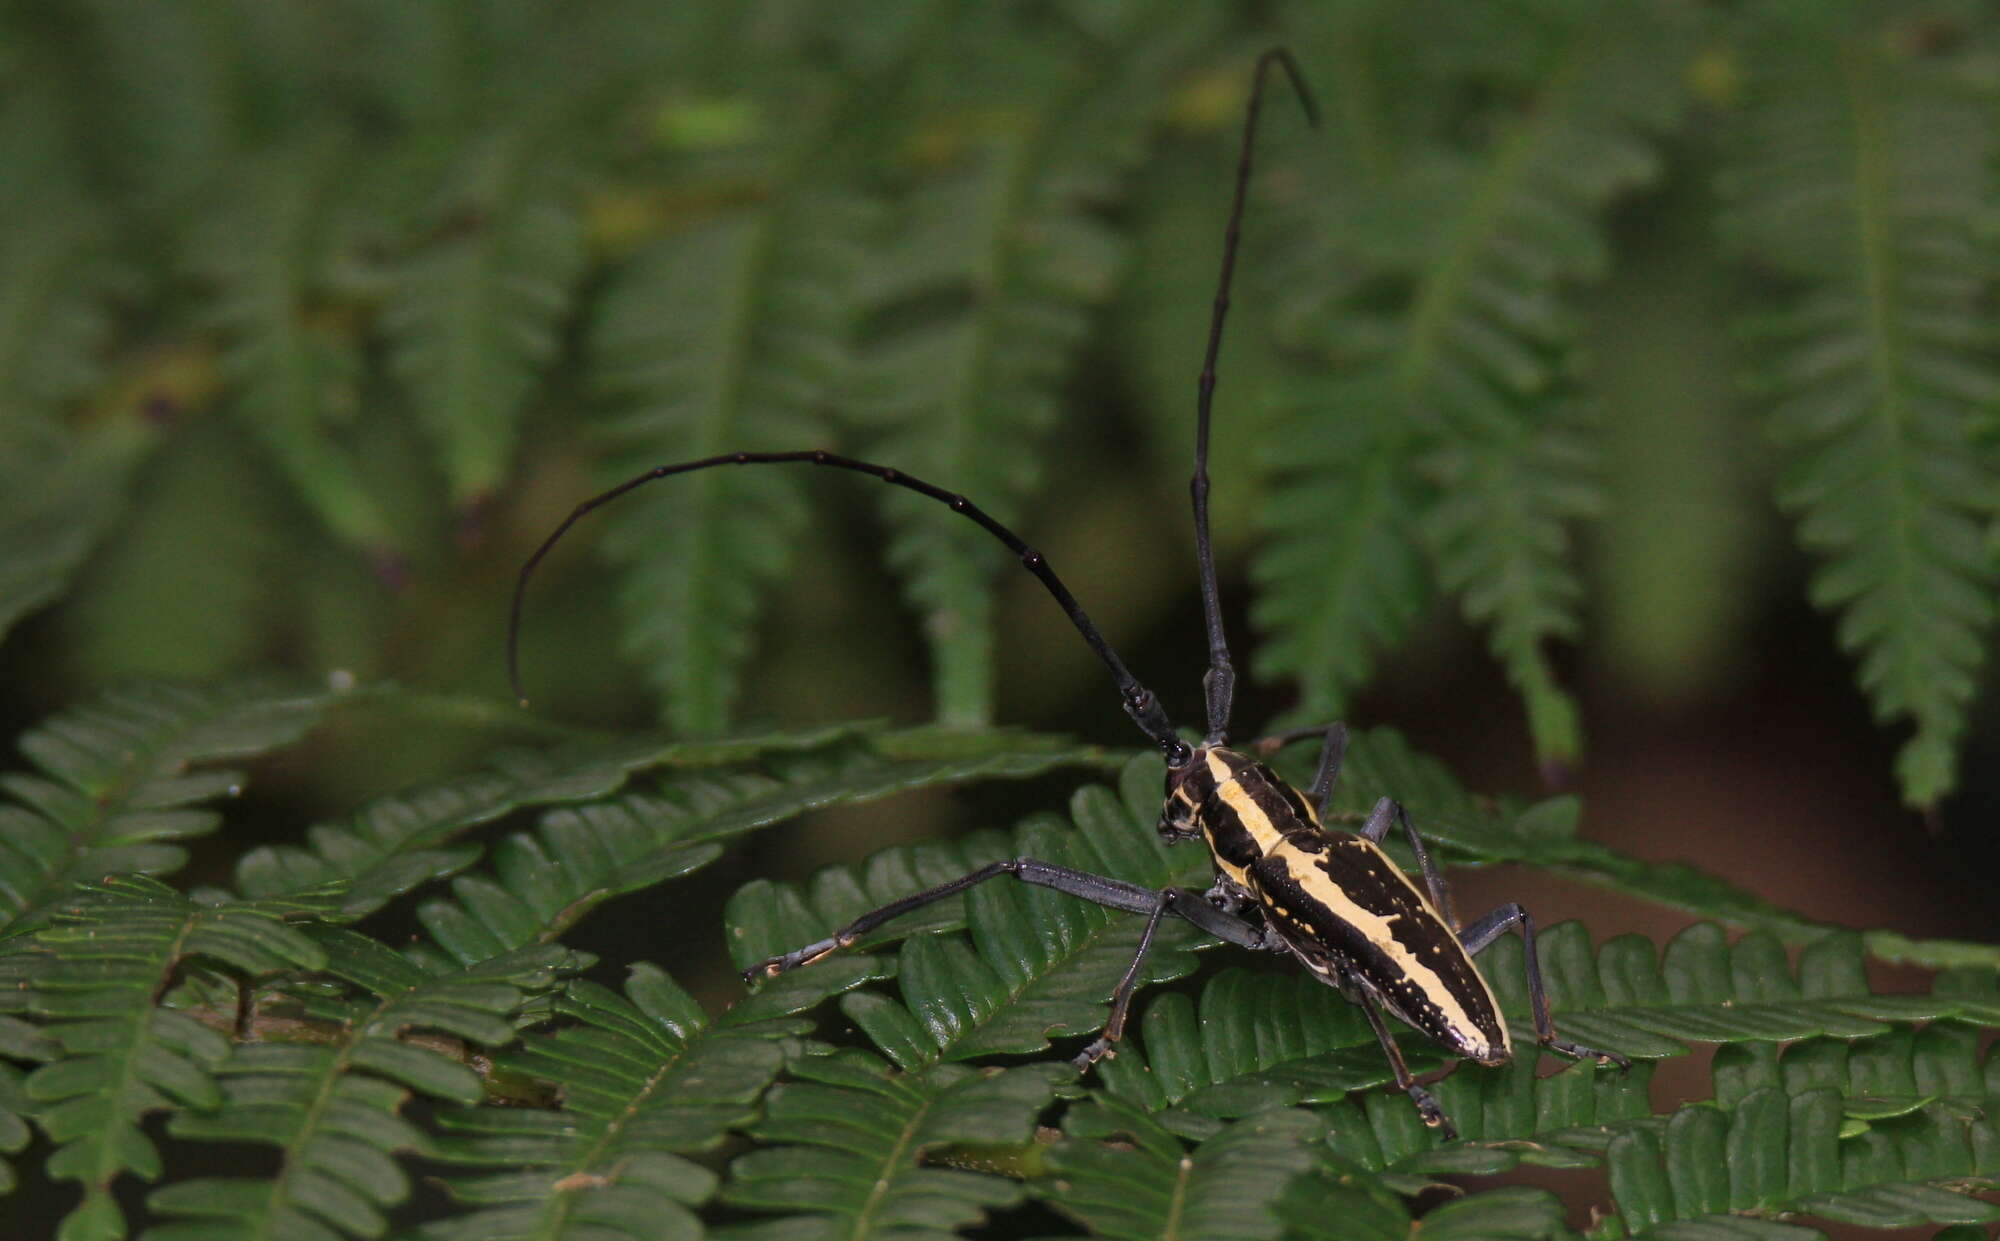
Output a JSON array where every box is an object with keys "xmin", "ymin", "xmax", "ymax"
[
  {"xmin": 1459, "ymin": 902, "xmax": 1629, "ymax": 1068},
  {"xmin": 743, "ymin": 858, "xmax": 1186, "ymax": 980}
]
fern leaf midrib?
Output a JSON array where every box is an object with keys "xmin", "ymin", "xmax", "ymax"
[
  {"xmin": 247, "ymin": 993, "xmax": 375, "ymax": 1241},
  {"xmin": 223, "ymin": 160, "xmax": 392, "ymax": 551},
  {"xmin": 849, "ymin": 1082, "xmax": 931, "ymax": 1240},
  {"xmin": 1285, "ymin": 454, "xmax": 1413, "ymax": 710},
  {"xmin": 1160, "ymin": 1142, "xmax": 1194, "ymax": 1241},
  {"xmin": 1842, "ymin": 47, "xmax": 1926, "ymax": 726},
  {"xmin": 927, "ymin": 136, "xmax": 1028, "ymax": 727},
  {"xmin": 11, "ymin": 716, "xmax": 205, "ymax": 937},
  {"xmin": 904, "ymin": 87, "xmax": 1069, "ymax": 728},
  {"xmin": 663, "ymin": 121, "xmax": 826, "ymax": 734},
  {"xmin": 434, "ymin": 132, "xmax": 529, "ymax": 503},
  {"xmin": 255, "ymin": 177, "xmax": 317, "ymax": 443},
  {"xmin": 1392, "ymin": 48, "xmax": 1581, "ymax": 409},
  {"xmin": 686, "ymin": 204, "xmax": 779, "ymax": 720},
  {"xmin": 84, "ymin": 908, "xmax": 199, "ymax": 1200},
  {"xmin": 528, "ymin": 1028, "xmax": 690, "ymax": 1236}
]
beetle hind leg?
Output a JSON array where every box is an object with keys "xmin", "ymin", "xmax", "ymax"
[
  {"xmin": 1353, "ymin": 986, "xmax": 1459, "ymax": 1141},
  {"xmin": 1459, "ymin": 902, "xmax": 1630, "ymax": 1070}
]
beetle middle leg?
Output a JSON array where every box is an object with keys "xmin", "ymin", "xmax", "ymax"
[
  {"xmin": 1460, "ymin": 902, "xmax": 1630, "ymax": 1068},
  {"xmin": 1070, "ymin": 887, "xmax": 1273, "ymax": 1069}
]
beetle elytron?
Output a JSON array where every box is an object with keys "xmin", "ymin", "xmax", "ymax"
[{"xmin": 510, "ymin": 49, "xmax": 1626, "ymax": 1138}]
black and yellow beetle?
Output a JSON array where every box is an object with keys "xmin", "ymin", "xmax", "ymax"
[{"xmin": 510, "ymin": 49, "xmax": 1626, "ymax": 1139}]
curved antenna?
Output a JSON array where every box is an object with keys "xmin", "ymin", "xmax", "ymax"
[
  {"xmin": 1192, "ymin": 48, "xmax": 1319, "ymax": 746},
  {"xmin": 509, "ymin": 451, "xmax": 1193, "ymax": 767}
]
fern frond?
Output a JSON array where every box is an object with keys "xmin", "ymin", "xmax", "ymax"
[
  {"xmin": 234, "ymin": 720, "xmax": 869, "ymax": 914},
  {"xmin": 1257, "ymin": 11, "xmax": 1682, "ymax": 761},
  {"xmin": 420, "ymin": 964, "xmax": 785, "ymax": 1241},
  {"xmin": 2, "ymin": 877, "xmax": 326, "ymax": 1241},
  {"xmin": 852, "ymin": 9, "xmax": 1218, "ymax": 724},
  {"xmin": 0, "ymin": 680, "xmax": 334, "ymax": 938},
  {"xmin": 233, "ymin": 720, "xmax": 1102, "ymax": 944},
  {"xmin": 1040, "ymin": 1100, "xmax": 1329, "ymax": 1241},
  {"xmin": 384, "ymin": 127, "xmax": 588, "ymax": 508},
  {"xmin": 186, "ymin": 148, "xmax": 397, "ymax": 555},
  {"xmin": 1092, "ymin": 968, "xmax": 1435, "ymax": 1120},
  {"xmin": 1610, "ymin": 1028, "xmax": 2000, "ymax": 1238},
  {"xmin": 1250, "ymin": 370, "xmax": 1433, "ymax": 726},
  {"xmin": 727, "ymin": 755, "xmax": 1212, "ymax": 1066},
  {"xmin": 1721, "ymin": 9, "xmax": 2000, "ymax": 807},
  {"xmin": 147, "ymin": 928, "xmax": 576, "ymax": 1241},
  {"xmin": 421, "ymin": 727, "xmax": 1110, "ymax": 964},
  {"xmin": 716, "ymin": 1048, "xmax": 1056, "ymax": 1239},
  {"xmin": 588, "ymin": 150, "xmax": 875, "ymax": 734},
  {"xmin": 1281, "ymin": 1176, "xmax": 1575, "ymax": 1241},
  {"xmin": 1047, "ymin": 1096, "xmax": 1581, "ymax": 1241}
]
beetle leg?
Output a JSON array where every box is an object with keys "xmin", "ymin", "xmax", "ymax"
[
  {"xmin": 1459, "ymin": 902, "xmax": 1629, "ymax": 1069},
  {"xmin": 1072, "ymin": 887, "xmax": 1273, "ymax": 1069},
  {"xmin": 1071, "ymin": 895, "xmax": 1172, "ymax": 1070},
  {"xmin": 1202, "ymin": 873, "xmax": 1253, "ymax": 916},
  {"xmin": 744, "ymin": 859, "xmax": 1276, "ymax": 981},
  {"xmin": 1250, "ymin": 721, "xmax": 1349, "ymax": 816},
  {"xmin": 1359, "ymin": 799, "xmax": 1458, "ymax": 931},
  {"xmin": 1353, "ymin": 982, "xmax": 1458, "ymax": 1140},
  {"xmin": 1304, "ymin": 722, "xmax": 1348, "ymax": 811},
  {"xmin": 746, "ymin": 861, "xmax": 1280, "ymax": 1073}
]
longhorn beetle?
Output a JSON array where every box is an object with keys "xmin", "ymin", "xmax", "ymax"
[{"xmin": 509, "ymin": 49, "xmax": 1627, "ymax": 1139}]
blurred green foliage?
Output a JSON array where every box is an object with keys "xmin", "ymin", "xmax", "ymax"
[{"xmin": 5, "ymin": 0, "xmax": 1999, "ymax": 810}]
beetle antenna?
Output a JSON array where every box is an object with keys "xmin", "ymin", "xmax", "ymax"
[
  {"xmin": 1193, "ymin": 48, "xmax": 1318, "ymax": 746},
  {"xmin": 509, "ymin": 451, "xmax": 1193, "ymax": 766}
]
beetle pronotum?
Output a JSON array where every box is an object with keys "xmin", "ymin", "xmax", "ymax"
[{"xmin": 510, "ymin": 49, "xmax": 1626, "ymax": 1138}]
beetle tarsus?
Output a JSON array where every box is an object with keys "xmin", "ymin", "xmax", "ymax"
[
  {"xmin": 742, "ymin": 937, "xmax": 843, "ymax": 983},
  {"xmin": 1071, "ymin": 1038, "xmax": 1116, "ymax": 1072},
  {"xmin": 1407, "ymin": 1084, "xmax": 1458, "ymax": 1141},
  {"xmin": 1542, "ymin": 1035, "xmax": 1631, "ymax": 1070}
]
